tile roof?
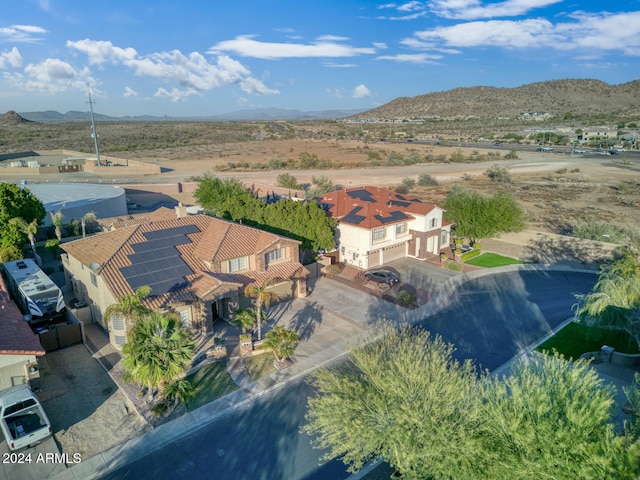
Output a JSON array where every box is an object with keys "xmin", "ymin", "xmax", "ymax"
[
  {"xmin": 0, "ymin": 275, "xmax": 45, "ymax": 356},
  {"xmin": 61, "ymin": 211, "xmax": 306, "ymax": 309},
  {"xmin": 316, "ymin": 186, "xmax": 441, "ymax": 228},
  {"xmin": 98, "ymin": 206, "xmax": 178, "ymax": 230}
]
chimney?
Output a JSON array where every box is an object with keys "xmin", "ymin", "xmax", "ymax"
[{"xmin": 175, "ymin": 202, "xmax": 187, "ymax": 218}]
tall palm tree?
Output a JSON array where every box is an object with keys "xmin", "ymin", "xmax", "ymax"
[
  {"xmin": 50, "ymin": 210, "xmax": 64, "ymax": 241},
  {"xmin": 244, "ymin": 280, "xmax": 279, "ymax": 340},
  {"xmin": 103, "ymin": 286, "xmax": 151, "ymax": 329},
  {"xmin": 9, "ymin": 217, "xmax": 39, "ymax": 257},
  {"xmin": 263, "ymin": 326, "xmax": 300, "ymax": 363},
  {"xmin": 122, "ymin": 311, "xmax": 195, "ymax": 401},
  {"xmin": 233, "ymin": 307, "xmax": 256, "ymax": 334},
  {"xmin": 81, "ymin": 211, "xmax": 97, "ymax": 238}
]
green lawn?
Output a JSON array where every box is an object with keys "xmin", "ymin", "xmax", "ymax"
[
  {"xmin": 465, "ymin": 253, "xmax": 526, "ymax": 268},
  {"xmin": 185, "ymin": 361, "xmax": 238, "ymax": 412},
  {"xmin": 536, "ymin": 321, "xmax": 638, "ymax": 360},
  {"xmin": 243, "ymin": 353, "xmax": 276, "ymax": 381}
]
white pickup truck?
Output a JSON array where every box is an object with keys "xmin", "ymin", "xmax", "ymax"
[{"xmin": 0, "ymin": 385, "xmax": 52, "ymax": 451}]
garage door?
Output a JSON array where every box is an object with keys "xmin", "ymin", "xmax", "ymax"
[
  {"xmin": 368, "ymin": 249, "xmax": 381, "ymax": 268},
  {"xmin": 382, "ymin": 242, "xmax": 406, "ymax": 263}
]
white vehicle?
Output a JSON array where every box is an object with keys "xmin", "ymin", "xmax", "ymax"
[
  {"xmin": 0, "ymin": 385, "xmax": 52, "ymax": 451},
  {"xmin": 2, "ymin": 258, "xmax": 65, "ymax": 326}
]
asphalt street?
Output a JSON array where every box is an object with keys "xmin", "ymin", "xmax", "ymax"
[{"xmin": 86, "ymin": 269, "xmax": 596, "ymax": 480}]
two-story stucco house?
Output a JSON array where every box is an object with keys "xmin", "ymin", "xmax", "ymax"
[
  {"xmin": 61, "ymin": 208, "xmax": 308, "ymax": 349},
  {"xmin": 315, "ymin": 186, "xmax": 451, "ymax": 269}
]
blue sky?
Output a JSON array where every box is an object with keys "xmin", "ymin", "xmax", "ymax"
[{"xmin": 1, "ymin": 0, "xmax": 639, "ymax": 117}]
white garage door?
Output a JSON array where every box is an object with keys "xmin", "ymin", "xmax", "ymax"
[
  {"xmin": 382, "ymin": 242, "xmax": 406, "ymax": 263},
  {"xmin": 368, "ymin": 249, "xmax": 381, "ymax": 268}
]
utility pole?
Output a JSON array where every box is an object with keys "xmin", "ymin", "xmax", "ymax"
[{"xmin": 87, "ymin": 88, "xmax": 101, "ymax": 167}]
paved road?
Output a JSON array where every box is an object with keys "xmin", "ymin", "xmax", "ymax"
[{"xmin": 76, "ymin": 269, "xmax": 595, "ymax": 480}]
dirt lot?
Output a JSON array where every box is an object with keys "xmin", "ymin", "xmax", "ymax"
[
  {"xmin": 115, "ymin": 138, "xmax": 640, "ymax": 238},
  {"xmin": 37, "ymin": 344, "xmax": 149, "ymax": 459}
]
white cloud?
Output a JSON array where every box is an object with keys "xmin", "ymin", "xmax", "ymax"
[
  {"xmin": 0, "ymin": 25, "xmax": 47, "ymax": 43},
  {"xmin": 209, "ymin": 35, "xmax": 376, "ymax": 59},
  {"xmin": 154, "ymin": 87, "xmax": 199, "ymax": 102},
  {"xmin": 11, "ymin": 58, "xmax": 90, "ymax": 93},
  {"xmin": 353, "ymin": 84, "xmax": 372, "ymax": 98},
  {"xmin": 430, "ymin": 0, "xmax": 563, "ymax": 20},
  {"xmin": 376, "ymin": 1, "xmax": 428, "ymax": 20},
  {"xmin": 323, "ymin": 62, "xmax": 357, "ymax": 68},
  {"xmin": 67, "ymin": 39, "xmax": 279, "ymax": 99},
  {"xmin": 67, "ymin": 39, "xmax": 138, "ymax": 65},
  {"xmin": 0, "ymin": 47, "xmax": 22, "ymax": 69},
  {"xmin": 377, "ymin": 53, "xmax": 442, "ymax": 63},
  {"xmin": 373, "ymin": 42, "xmax": 388, "ymax": 49},
  {"xmin": 412, "ymin": 11, "xmax": 640, "ymax": 55},
  {"xmin": 123, "ymin": 86, "xmax": 137, "ymax": 97}
]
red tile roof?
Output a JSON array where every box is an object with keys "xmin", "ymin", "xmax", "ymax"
[
  {"xmin": 61, "ymin": 212, "xmax": 306, "ymax": 309},
  {"xmin": 0, "ymin": 275, "xmax": 45, "ymax": 356},
  {"xmin": 316, "ymin": 186, "xmax": 441, "ymax": 228}
]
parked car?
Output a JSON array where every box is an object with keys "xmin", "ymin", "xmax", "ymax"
[
  {"xmin": 0, "ymin": 385, "xmax": 52, "ymax": 451},
  {"xmin": 574, "ymin": 149, "xmax": 586, "ymax": 154},
  {"xmin": 365, "ymin": 270, "xmax": 400, "ymax": 285},
  {"xmin": 593, "ymin": 149, "xmax": 609, "ymax": 155},
  {"xmin": 608, "ymin": 150, "xmax": 619, "ymax": 155}
]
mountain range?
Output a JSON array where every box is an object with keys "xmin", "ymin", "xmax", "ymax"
[
  {"xmin": 9, "ymin": 78, "xmax": 640, "ymax": 124},
  {"xmin": 16, "ymin": 107, "xmax": 366, "ymax": 123}
]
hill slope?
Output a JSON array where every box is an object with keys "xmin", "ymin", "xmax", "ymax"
[{"xmin": 355, "ymin": 79, "xmax": 640, "ymax": 120}]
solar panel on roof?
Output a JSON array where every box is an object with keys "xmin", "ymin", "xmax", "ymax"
[
  {"xmin": 347, "ymin": 189, "xmax": 375, "ymax": 202},
  {"xmin": 388, "ymin": 200, "xmax": 411, "ymax": 207},
  {"xmin": 374, "ymin": 210, "xmax": 410, "ymax": 224},
  {"xmin": 342, "ymin": 206, "xmax": 367, "ymax": 225},
  {"xmin": 120, "ymin": 224, "xmax": 199, "ymax": 296}
]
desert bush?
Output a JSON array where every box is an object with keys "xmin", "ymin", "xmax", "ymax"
[
  {"xmin": 396, "ymin": 290, "xmax": 416, "ymax": 308},
  {"xmin": 461, "ymin": 173, "xmax": 473, "ymax": 181},
  {"xmin": 386, "ymin": 152, "xmax": 405, "ymax": 166},
  {"xmin": 267, "ymin": 158, "xmax": 286, "ymax": 169},
  {"xmin": 395, "ymin": 184, "xmax": 410, "ymax": 194},
  {"xmin": 277, "ymin": 173, "xmax": 302, "ymax": 190},
  {"xmin": 417, "ymin": 173, "xmax": 439, "ymax": 186},
  {"xmin": 485, "ymin": 164, "xmax": 512, "ymax": 183},
  {"xmin": 401, "ymin": 177, "xmax": 416, "ymax": 189},
  {"xmin": 450, "ymin": 149, "xmax": 466, "ymax": 163},
  {"xmin": 300, "ymin": 152, "xmax": 319, "ymax": 169},
  {"xmin": 307, "ymin": 175, "xmax": 336, "ymax": 196},
  {"xmin": 367, "ymin": 150, "xmax": 382, "ymax": 161},
  {"xmin": 354, "ymin": 271, "xmax": 367, "ymax": 285},
  {"xmin": 504, "ymin": 150, "xmax": 519, "ymax": 159},
  {"xmin": 556, "ymin": 168, "xmax": 568, "ymax": 174}
]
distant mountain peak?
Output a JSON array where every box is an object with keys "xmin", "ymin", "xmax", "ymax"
[{"xmin": 0, "ymin": 110, "xmax": 31, "ymax": 125}]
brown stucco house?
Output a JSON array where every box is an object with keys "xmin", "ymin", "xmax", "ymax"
[{"xmin": 61, "ymin": 208, "xmax": 308, "ymax": 349}]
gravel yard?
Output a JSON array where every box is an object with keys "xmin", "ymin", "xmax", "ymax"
[{"xmin": 37, "ymin": 344, "xmax": 149, "ymax": 460}]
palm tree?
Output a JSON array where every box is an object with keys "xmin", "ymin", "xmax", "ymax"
[
  {"xmin": 263, "ymin": 327, "xmax": 300, "ymax": 363},
  {"xmin": 81, "ymin": 211, "xmax": 97, "ymax": 238},
  {"xmin": 50, "ymin": 210, "xmax": 64, "ymax": 241},
  {"xmin": 244, "ymin": 280, "xmax": 279, "ymax": 340},
  {"xmin": 103, "ymin": 286, "xmax": 152, "ymax": 329},
  {"xmin": 233, "ymin": 307, "xmax": 256, "ymax": 334},
  {"xmin": 122, "ymin": 311, "xmax": 195, "ymax": 401},
  {"xmin": 9, "ymin": 217, "xmax": 39, "ymax": 257}
]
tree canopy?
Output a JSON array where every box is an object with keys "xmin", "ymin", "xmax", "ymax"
[
  {"xmin": 193, "ymin": 173, "xmax": 337, "ymax": 251},
  {"xmin": 304, "ymin": 325, "xmax": 640, "ymax": 479},
  {"xmin": 444, "ymin": 186, "xmax": 526, "ymax": 243},
  {"xmin": 574, "ymin": 248, "xmax": 640, "ymax": 349},
  {"xmin": 0, "ymin": 184, "xmax": 46, "ymax": 260}
]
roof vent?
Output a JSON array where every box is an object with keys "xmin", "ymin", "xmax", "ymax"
[{"xmin": 89, "ymin": 262, "xmax": 100, "ymax": 270}]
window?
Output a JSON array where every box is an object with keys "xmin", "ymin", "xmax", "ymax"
[
  {"xmin": 178, "ymin": 308, "xmax": 190, "ymax": 326},
  {"xmin": 266, "ymin": 248, "xmax": 283, "ymax": 265},
  {"xmin": 431, "ymin": 217, "xmax": 438, "ymax": 228},
  {"xmin": 372, "ymin": 227, "xmax": 386, "ymax": 241},
  {"xmin": 90, "ymin": 272, "xmax": 97, "ymax": 287},
  {"xmin": 229, "ymin": 256, "xmax": 249, "ymax": 272},
  {"xmin": 111, "ymin": 314, "xmax": 125, "ymax": 330},
  {"xmin": 395, "ymin": 223, "xmax": 407, "ymax": 235}
]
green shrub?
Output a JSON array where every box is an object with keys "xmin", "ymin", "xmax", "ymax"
[
  {"xmin": 485, "ymin": 164, "xmax": 512, "ymax": 183},
  {"xmin": 444, "ymin": 259, "xmax": 463, "ymax": 272},
  {"xmin": 417, "ymin": 173, "xmax": 439, "ymax": 186},
  {"xmin": 277, "ymin": 173, "xmax": 302, "ymax": 190},
  {"xmin": 461, "ymin": 248, "xmax": 481, "ymax": 262},
  {"xmin": 396, "ymin": 290, "xmax": 416, "ymax": 308},
  {"xmin": 268, "ymin": 158, "xmax": 286, "ymax": 169},
  {"xmin": 401, "ymin": 177, "xmax": 416, "ymax": 189}
]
